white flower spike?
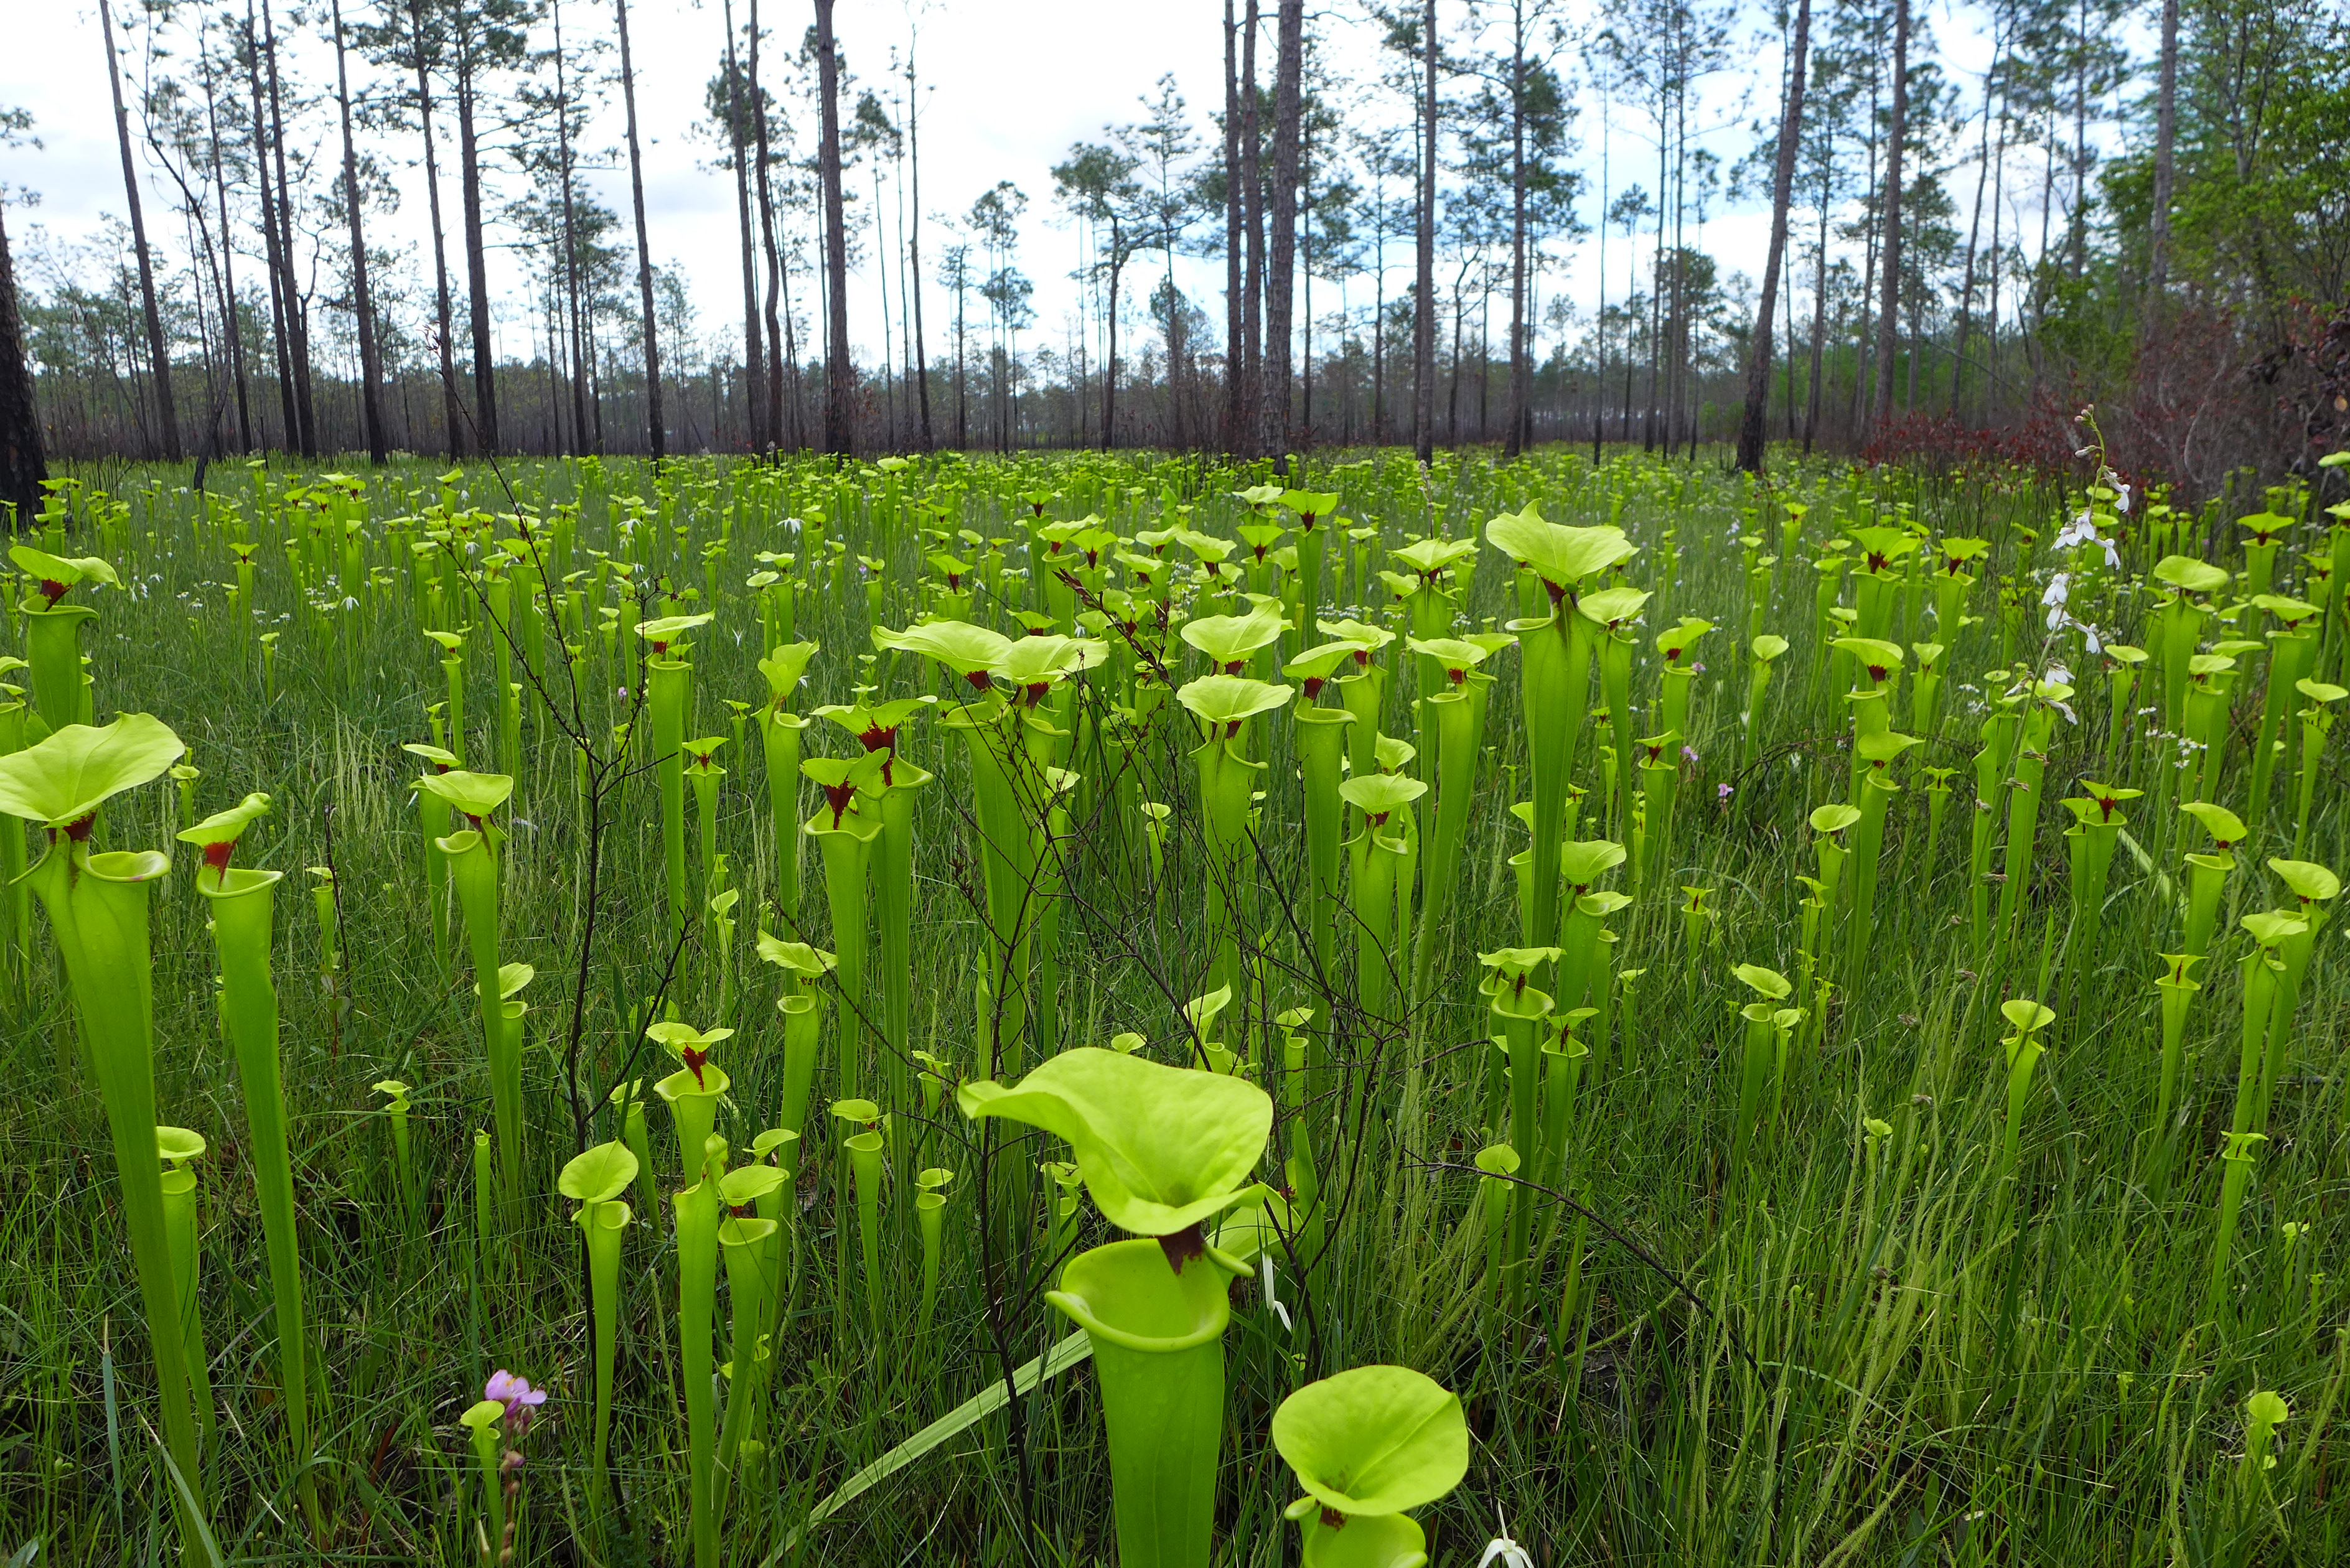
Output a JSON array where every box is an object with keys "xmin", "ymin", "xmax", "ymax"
[
  {"xmin": 1261, "ymin": 1252, "xmax": 1294, "ymax": 1334},
  {"xmin": 1477, "ymin": 1507, "xmax": 1535, "ymax": 1568}
]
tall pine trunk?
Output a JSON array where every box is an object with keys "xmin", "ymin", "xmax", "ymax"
[
  {"xmin": 1736, "ymin": 0, "xmax": 1809, "ymax": 474},
  {"xmin": 2144, "ymin": 0, "xmax": 2179, "ymax": 334},
  {"xmin": 1222, "ymin": 0, "xmax": 1243, "ymax": 450},
  {"xmin": 330, "ymin": 0, "xmax": 387, "ymax": 464},
  {"xmin": 199, "ymin": 46, "xmax": 253, "ymax": 452},
  {"xmin": 722, "ymin": 0, "xmax": 766, "ymax": 450},
  {"xmin": 615, "ymin": 0, "xmax": 665, "ymax": 459},
  {"xmin": 815, "ymin": 0, "xmax": 853, "ymax": 456},
  {"xmin": 1413, "ymin": 0, "xmax": 1435, "ymax": 464},
  {"xmin": 1871, "ymin": 0, "xmax": 1909, "ymax": 437},
  {"xmin": 1242, "ymin": 0, "xmax": 1264, "ymax": 455},
  {"xmin": 749, "ymin": 0, "xmax": 788, "ymax": 451},
  {"xmin": 1103, "ymin": 231, "xmax": 1123, "ymax": 452},
  {"xmin": 243, "ymin": 8, "xmax": 298, "ymax": 452},
  {"xmin": 263, "ymin": 1, "xmax": 317, "ymax": 455},
  {"xmin": 906, "ymin": 48, "xmax": 933, "ymax": 450},
  {"xmin": 551, "ymin": 0, "xmax": 594, "ymax": 452},
  {"xmin": 1265, "ymin": 0, "xmax": 1303, "ymax": 464},
  {"xmin": 1502, "ymin": 0, "xmax": 1530, "ymax": 460},
  {"xmin": 454, "ymin": 38, "xmax": 499, "ymax": 452},
  {"xmin": 410, "ymin": 0, "xmax": 465, "ymax": 454},
  {"xmin": 100, "ymin": 0, "xmax": 182, "ymax": 460}
]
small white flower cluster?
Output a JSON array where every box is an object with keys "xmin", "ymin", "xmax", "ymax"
[{"xmin": 2040, "ymin": 571, "xmax": 2105, "ymax": 656}]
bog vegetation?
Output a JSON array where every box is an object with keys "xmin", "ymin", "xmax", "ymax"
[{"xmin": 1, "ymin": 437, "xmax": 2348, "ymax": 1567}]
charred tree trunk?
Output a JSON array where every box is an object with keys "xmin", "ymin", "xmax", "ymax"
[{"xmin": 0, "ymin": 202, "xmax": 46, "ymax": 527}]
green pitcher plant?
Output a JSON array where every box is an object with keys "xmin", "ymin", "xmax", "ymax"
[
  {"xmin": 1484, "ymin": 505, "xmax": 1636, "ymax": 952},
  {"xmin": 1177, "ymin": 673, "xmax": 1290, "ymax": 997},
  {"xmin": 157, "ymin": 1127, "xmax": 215, "ymax": 1449},
  {"xmin": 0, "ymin": 713, "xmax": 206, "ymax": 1542},
  {"xmin": 651, "ymin": 1019, "xmax": 735, "ymax": 1176},
  {"xmin": 9, "ymin": 545, "xmax": 117, "ymax": 735},
  {"xmin": 418, "ymin": 767, "xmax": 522, "ymax": 1206},
  {"xmin": 558, "ymin": 1140, "xmax": 637, "ymax": 1501},
  {"xmin": 958, "ymin": 1047, "xmax": 1273, "ymax": 1568},
  {"xmin": 640, "ymin": 612, "xmax": 716, "ymax": 928},
  {"xmin": 178, "ymin": 790, "xmax": 318, "ymax": 1523},
  {"xmin": 756, "ymin": 641, "xmax": 820, "ymax": 921},
  {"xmin": 1271, "ymin": 1365, "xmax": 1468, "ymax": 1568},
  {"xmin": 1728, "ymin": 963, "xmax": 1795, "ymax": 1177}
]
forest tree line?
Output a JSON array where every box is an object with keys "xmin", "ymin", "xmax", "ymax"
[{"xmin": 2, "ymin": 0, "xmax": 2347, "ymax": 523}]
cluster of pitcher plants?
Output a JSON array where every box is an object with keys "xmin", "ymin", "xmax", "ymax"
[{"xmin": 3, "ymin": 436, "xmax": 2346, "ymax": 1564}]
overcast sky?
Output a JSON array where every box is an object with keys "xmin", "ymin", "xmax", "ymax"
[{"xmin": 3, "ymin": 0, "xmax": 2048, "ymax": 376}]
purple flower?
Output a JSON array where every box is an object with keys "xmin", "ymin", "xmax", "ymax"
[
  {"xmin": 1682, "ymin": 745, "xmax": 1701, "ymax": 769},
  {"xmin": 1717, "ymin": 782, "xmax": 1734, "ymax": 801},
  {"xmin": 485, "ymin": 1370, "xmax": 546, "ymax": 1434}
]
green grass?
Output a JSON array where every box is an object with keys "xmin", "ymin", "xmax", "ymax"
[{"xmin": 0, "ymin": 442, "xmax": 2343, "ymax": 1566}]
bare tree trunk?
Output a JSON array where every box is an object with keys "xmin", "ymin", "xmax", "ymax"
[
  {"xmin": 552, "ymin": 0, "xmax": 592, "ymax": 453},
  {"xmin": 1223, "ymin": 0, "xmax": 1243, "ymax": 450},
  {"xmin": 1242, "ymin": 0, "xmax": 1264, "ymax": 455},
  {"xmin": 410, "ymin": 0, "xmax": 464, "ymax": 455},
  {"xmin": 330, "ymin": 0, "xmax": 387, "ymax": 464},
  {"xmin": 1952, "ymin": 52, "xmax": 1999, "ymax": 417},
  {"xmin": 1803, "ymin": 180, "xmax": 1827, "ymax": 453},
  {"xmin": 100, "ymin": 0, "xmax": 182, "ymax": 461},
  {"xmin": 1871, "ymin": 0, "xmax": 1909, "ymax": 437},
  {"xmin": 1736, "ymin": 0, "xmax": 1808, "ymax": 474},
  {"xmin": 615, "ymin": 0, "xmax": 665, "ymax": 459},
  {"xmin": 1413, "ymin": 0, "xmax": 1435, "ymax": 465},
  {"xmin": 454, "ymin": 24, "xmax": 498, "ymax": 451},
  {"xmin": 263, "ymin": 2, "xmax": 317, "ymax": 454},
  {"xmin": 906, "ymin": 47, "xmax": 933, "ymax": 450},
  {"xmin": 721, "ymin": 0, "xmax": 766, "ymax": 452},
  {"xmin": 1502, "ymin": 0, "xmax": 1531, "ymax": 460},
  {"xmin": 0, "ymin": 202, "xmax": 46, "ymax": 527},
  {"xmin": 1264, "ymin": 0, "xmax": 1303, "ymax": 465},
  {"xmin": 199, "ymin": 40, "xmax": 253, "ymax": 452},
  {"xmin": 2144, "ymin": 0, "xmax": 2179, "ymax": 334},
  {"xmin": 243, "ymin": 6, "xmax": 298, "ymax": 451},
  {"xmin": 749, "ymin": 0, "xmax": 787, "ymax": 452},
  {"xmin": 815, "ymin": 0, "xmax": 853, "ymax": 457},
  {"xmin": 1103, "ymin": 233, "xmax": 1123, "ymax": 451}
]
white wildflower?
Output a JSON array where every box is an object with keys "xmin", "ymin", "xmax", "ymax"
[
  {"xmin": 1260, "ymin": 1253, "xmax": 1293, "ymax": 1334},
  {"xmin": 1477, "ymin": 1508, "xmax": 1535, "ymax": 1568}
]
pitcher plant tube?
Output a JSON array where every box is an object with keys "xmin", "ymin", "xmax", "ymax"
[
  {"xmin": 1271, "ymin": 1365, "xmax": 1468, "ymax": 1568},
  {"xmin": 958, "ymin": 1047, "xmax": 1273, "ymax": 1568},
  {"xmin": 0, "ymin": 712, "xmax": 206, "ymax": 1541},
  {"xmin": 179, "ymin": 791, "xmax": 318, "ymax": 1524}
]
